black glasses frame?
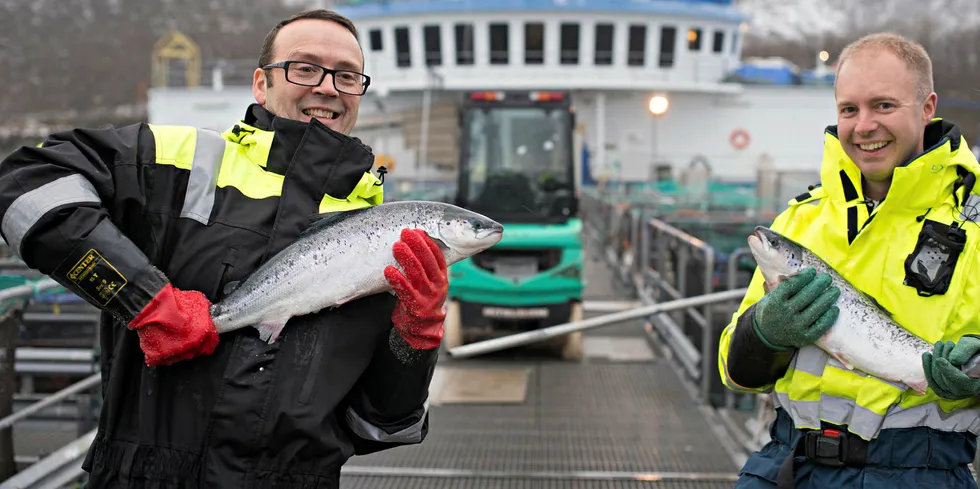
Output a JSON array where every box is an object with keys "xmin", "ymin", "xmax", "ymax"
[{"xmin": 262, "ymin": 60, "xmax": 371, "ymax": 96}]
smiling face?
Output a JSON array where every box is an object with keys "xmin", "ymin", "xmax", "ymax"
[
  {"xmin": 252, "ymin": 18, "xmax": 364, "ymax": 134},
  {"xmin": 834, "ymin": 48, "xmax": 936, "ymax": 191}
]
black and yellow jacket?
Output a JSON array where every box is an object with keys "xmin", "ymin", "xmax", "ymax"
[
  {"xmin": 0, "ymin": 104, "xmax": 436, "ymax": 488},
  {"xmin": 719, "ymin": 119, "xmax": 980, "ymax": 443}
]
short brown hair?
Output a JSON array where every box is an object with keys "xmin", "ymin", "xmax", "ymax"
[
  {"xmin": 835, "ymin": 32, "xmax": 934, "ymax": 101},
  {"xmin": 257, "ymin": 9, "xmax": 361, "ymax": 69}
]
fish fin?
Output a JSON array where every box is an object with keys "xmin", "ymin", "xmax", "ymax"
[
  {"xmin": 781, "ymin": 269, "xmax": 808, "ymax": 280},
  {"xmin": 832, "ymin": 352, "xmax": 854, "ymax": 370},
  {"xmin": 860, "ymin": 291, "xmax": 893, "ymax": 317},
  {"xmin": 221, "ymin": 280, "xmax": 241, "ymax": 298},
  {"xmin": 300, "ymin": 207, "xmax": 371, "ymax": 238},
  {"xmin": 774, "ymin": 272, "xmax": 799, "ymax": 285},
  {"xmin": 429, "ymin": 237, "xmax": 450, "ymax": 253},
  {"xmin": 336, "ymin": 293, "xmax": 361, "ymax": 306},
  {"xmin": 254, "ymin": 319, "xmax": 289, "ymax": 344},
  {"xmin": 308, "ymin": 210, "xmax": 344, "ymax": 224},
  {"xmin": 906, "ymin": 380, "xmax": 929, "ymax": 396}
]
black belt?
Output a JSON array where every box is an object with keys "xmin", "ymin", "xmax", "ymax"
[{"xmin": 776, "ymin": 428, "xmax": 869, "ymax": 488}]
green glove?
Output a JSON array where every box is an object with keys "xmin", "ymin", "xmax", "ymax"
[
  {"xmin": 752, "ymin": 267, "xmax": 841, "ymax": 350},
  {"xmin": 922, "ymin": 337, "xmax": 980, "ymax": 400}
]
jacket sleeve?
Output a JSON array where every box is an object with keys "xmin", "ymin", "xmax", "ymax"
[
  {"xmin": 718, "ymin": 253, "xmax": 793, "ymax": 393},
  {"xmin": 0, "ymin": 124, "xmax": 170, "ymax": 324},
  {"xmin": 341, "ymin": 328, "xmax": 438, "ymax": 455}
]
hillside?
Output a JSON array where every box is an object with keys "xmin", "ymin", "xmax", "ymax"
[
  {"xmin": 734, "ymin": 0, "xmax": 980, "ymax": 44},
  {"xmin": 0, "ymin": 0, "xmax": 297, "ymax": 121},
  {"xmin": 0, "ymin": 0, "xmax": 977, "ymax": 146}
]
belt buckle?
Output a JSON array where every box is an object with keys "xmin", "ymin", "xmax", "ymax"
[{"xmin": 804, "ymin": 429, "xmax": 846, "ymax": 467}]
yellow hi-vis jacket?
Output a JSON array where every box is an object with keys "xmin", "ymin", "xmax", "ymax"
[{"xmin": 719, "ymin": 119, "xmax": 980, "ymax": 441}]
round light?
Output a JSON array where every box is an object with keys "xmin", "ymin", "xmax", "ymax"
[
  {"xmin": 649, "ymin": 95, "xmax": 669, "ymax": 116},
  {"xmin": 819, "ymin": 50, "xmax": 829, "ymax": 62}
]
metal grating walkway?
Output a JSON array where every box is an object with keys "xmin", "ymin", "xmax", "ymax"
[
  {"xmin": 342, "ymin": 358, "xmax": 739, "ymax": 485},
  {"xmin": 340, "ymin": 477, "xmax": 736, "ymax": 489},
  {"xmin": 339, "ymin": 253, "xmax": 741, "ymax": 488}
]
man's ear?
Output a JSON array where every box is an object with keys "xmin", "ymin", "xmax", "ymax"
[
  {"xmin": 252, "ymin": 68, "xmax": 268, "ymax": 105},
  {"xmin": 922, "ymin": 92, "xmax": 938, "ymax": 123}
]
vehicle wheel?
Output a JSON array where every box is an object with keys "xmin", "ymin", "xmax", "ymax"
[
  {"xmin": 560, "ymin": 302, "xmax": 584, "ymax": 361},
  {"xmin": 442, "ymin": 299, "xmax": 463, "ymax": 352}
]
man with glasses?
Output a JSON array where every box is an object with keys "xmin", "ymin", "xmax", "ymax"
[{"xmin": 0, "ymin": 9, "xmax": 447, "ymax": 488}]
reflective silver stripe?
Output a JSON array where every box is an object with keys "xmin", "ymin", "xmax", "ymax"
[
  {"xmin": 179, "ymin": 128, "xmax": 226, "ymax": 225},
  {"xmin": 795, "ymin": 346, "xmax": 907, "ymax": 391},
  {"xmin": 777, "ymin": 393, "xmax": 879, "ymax": 438},
  {"xmin": 819, "ymin": 395, "xmax": 885, "ymax": 440},
  {"xmin": 771, "ymin": 392, "xmax": 783, "ymax": 409},
  {"xmin": 1, "ymin": 174, "xmax": 101, "ymax": 256},
  {"xmin": 775, "ymin": 391, "xmax": 821, "ymax": 430},
  {"xmin": 880, "ymin": 403, "xmax": 980, "ymax": 435},
  {"xmin": 345, "ymin": 400, "xmax": 429, "ymax": 444},
  {"xmin": 792, "ymin": 346, "xmax": 826, "ymax": 376},
  {"xmin": 778, "ymin": 391, "xmax": 980, "ymax": 440}
]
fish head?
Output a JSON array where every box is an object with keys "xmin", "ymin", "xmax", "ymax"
[
  {"xmin": 747, "ymin": 226, "xmax": 806, "ymax": 288},
  {"xmin": 431, "ymin": 207, "xmax": 504, "ymax": 264}
]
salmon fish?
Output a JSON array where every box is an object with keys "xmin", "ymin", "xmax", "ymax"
[
  {"xmin": 746, "ymin": 226, "xmax": 980, "ymax": 395},
  {"xmin": 210, "ymin": 201, "xmax": 504, "ymax": 343}
]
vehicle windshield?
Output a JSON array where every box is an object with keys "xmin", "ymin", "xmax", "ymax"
[{"xmin": 459, "ymin": 105, "xmax": 575, "ymax": 222}]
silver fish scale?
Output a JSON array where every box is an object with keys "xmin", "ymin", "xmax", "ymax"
[
  {"xmin": 799, "ymin": 246, "xmax": 932, "ymax": 389},
  {"xmin": 209, "ymin": 201, "xmax": 469, "ymax": 334}
]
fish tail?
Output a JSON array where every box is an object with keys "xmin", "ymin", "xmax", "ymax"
[{"xmin": 254, "ymin": 319, "xmax": 289, "ymax": 344}]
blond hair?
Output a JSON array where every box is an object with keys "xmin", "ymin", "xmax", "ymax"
[{"xmin": 836, "ymin": 32, "xmax": 934, "ymax": 101}]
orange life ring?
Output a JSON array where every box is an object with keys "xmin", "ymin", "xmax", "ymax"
[{"xmin": 730, "ymin": 129, "xmax": 751, "ymax": 150}]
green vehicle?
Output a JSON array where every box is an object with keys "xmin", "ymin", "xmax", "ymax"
[{"xmin": 443, "ymin": 90, "xmax": 586, "ymax": 360}]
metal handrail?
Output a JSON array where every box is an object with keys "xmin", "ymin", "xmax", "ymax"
[
  {"xmin": 639, "ymin": 217, "xmax": 718, "ymax": 404},
  {"xmin": 0, "ymin": 278, "xmax": 60, "ymax": 302},
  {"xmin": 723, "ymin": 247, "xmax": 754, "ymax": 410},
  {"xmin": 448, "ymin": 288, "xmax": 747, "ymax": 358},
  {"xmin": 581, "ymin": 191, "xmax": 745, "ymax": 405},
  {"xmin": 0, "ymin": 373, "xmax": 100, "ymax": 431},
  {"xmin": 0, "ymin": 429, "xmax": 95, "ymax": 489},
  {"xmin": 15, "ymin": 348, "xmax": 94, "ymax": 362}
]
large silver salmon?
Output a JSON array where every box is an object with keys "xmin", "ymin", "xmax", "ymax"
[
  {"xmin": 746, "ymin": 226, "xmax": 980, "ymax": 395},
  {"xmin": 210, "ymin": 201, "xmax": 504, "ymax": 343}
]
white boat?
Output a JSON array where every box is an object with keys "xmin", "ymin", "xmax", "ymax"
[{"xmin": 147, "ymin": 0, "xmax": 838, "ymax": 207}]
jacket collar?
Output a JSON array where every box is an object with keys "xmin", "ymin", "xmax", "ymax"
[
  {"xmin": 239, "ymin": 104, "xmax": 324, "ymax": 173},
  {"xmin": 223, "ymin": 103, "xmax": 378, "ymax": 201},
  {"xmin": 241, "ymin": 103, "xmax": 302, "ymax": 133},
  {"xmin": 820, "ymin": 119, "xmax": 980, "ymax": 213}
]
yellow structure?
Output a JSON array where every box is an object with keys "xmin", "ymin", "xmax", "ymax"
[{"xmin": 152, "ymin": 30, "xmax": 201, "ymax": 88}]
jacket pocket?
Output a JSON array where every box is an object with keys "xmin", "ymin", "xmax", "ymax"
[{"xmin": 300, "ymin": 322, "xmax": 327, "ymax": 405}]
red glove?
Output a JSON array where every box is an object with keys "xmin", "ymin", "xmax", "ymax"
[
  {"xmin": 127, "ymin": 283, "xmax": 219, "ymax": 367},
  {"xmin": 384, "ymin": 228, "xmax": 448, "ymax": 350}
]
